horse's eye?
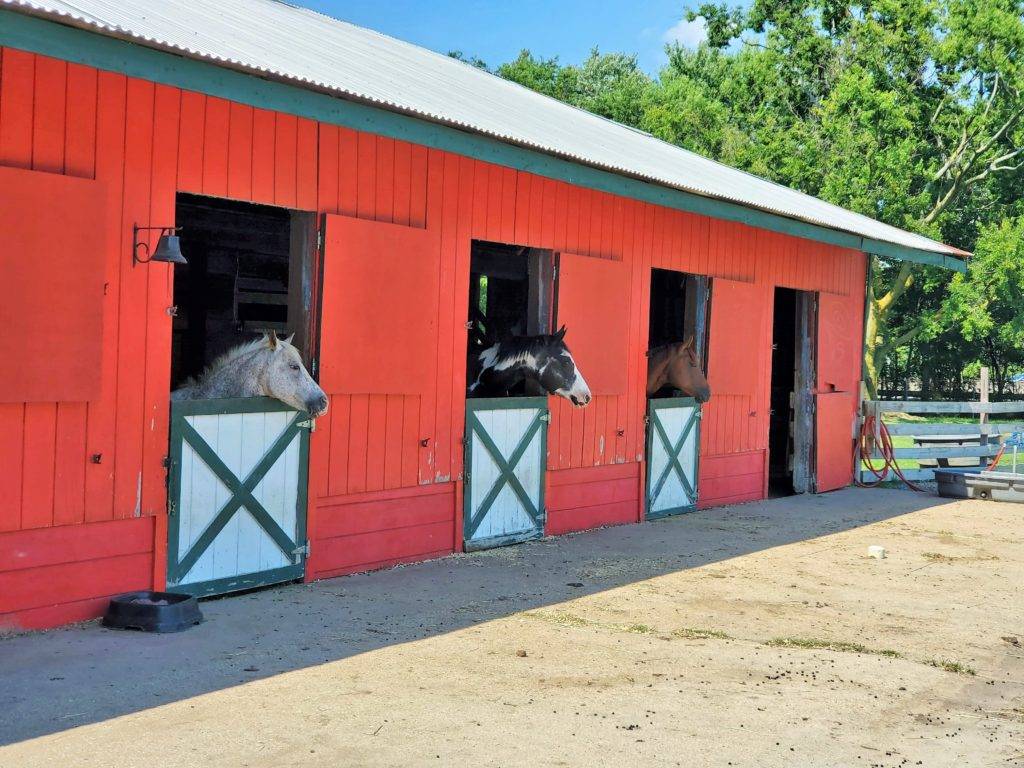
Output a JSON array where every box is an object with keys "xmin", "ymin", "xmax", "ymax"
[{"xmin": 290, "ymin": 363, "xmax": 300, "ymax": 371}]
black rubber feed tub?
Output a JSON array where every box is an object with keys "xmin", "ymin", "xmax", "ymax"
[{"xmin": 102, "ymin": 591, "xmax": 203, "ymax": 633}]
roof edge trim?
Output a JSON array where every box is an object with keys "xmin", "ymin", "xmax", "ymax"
[{"xmin": 0, "ymin": 8, "xmax": 967, "ymax": 272}]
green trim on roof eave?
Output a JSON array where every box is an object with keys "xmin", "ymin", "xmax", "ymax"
[
  {"xmin": 862, "ymin": 238, "xmax": 967, "ymax": 272},
  {"xmin": 0, "ymin": 9, "xmax": 966, "ymax": 272}
]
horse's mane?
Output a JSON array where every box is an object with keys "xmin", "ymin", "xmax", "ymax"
[
  {"xmin": 495, "ymin": 334, "xmax": 549, "ymax": 354},
  {"xmin": 486, "ymin": 334, "xmax": 565, "ymax": 366},
  {"xmin": 178, "ymin": 336, "xmax": 269, "ymax": 389}
]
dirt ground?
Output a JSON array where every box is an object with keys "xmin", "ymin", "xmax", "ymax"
[{"xmin": 1, "ymin": 487, "xmax": 1022, "ymax": 767}]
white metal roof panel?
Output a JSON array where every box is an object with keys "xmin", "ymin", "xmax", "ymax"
[{"xmin": 3, "ymin": 0, "xmax": 966, "ymax": 258}]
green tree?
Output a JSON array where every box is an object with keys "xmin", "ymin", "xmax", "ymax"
[
  {"xmin": 684, "ymin": 0, "xmax": 1024, "ymax": 396},
  {"xmin": 495, "ymin": 49, "xmax": 655, "ymax": 126},
  {"xmin": 939, "ymin": 217, "xmax": 1024, "ymax": 392},
  {"xmin": 476, "ymin": 2, "xmax": 1024, "ymax": 395}
]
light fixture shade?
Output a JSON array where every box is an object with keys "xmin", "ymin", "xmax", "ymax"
[{"xmin": 151, "ymin": 233, "xmax": 187, "ymax": 264}]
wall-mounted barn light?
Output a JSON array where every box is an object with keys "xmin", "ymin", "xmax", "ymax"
[{"xmin": 133, "ymin": 225, "xmax": 187, "ymax": 266}]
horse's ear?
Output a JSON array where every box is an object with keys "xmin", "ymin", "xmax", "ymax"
[
  {"xmin": 264, "ymin": 331, "xmax": 278, "ymax": 350},
  {"xmin": 684, "ymin": 337, "xmax": 700, "ymax": 363},
  {"xmin": 554, "ymin": 324, "xmax": 567, "ymax": 342},
  {"xmin": 282, "ymin": 333, "xmax": 295, "ymax": 346}
]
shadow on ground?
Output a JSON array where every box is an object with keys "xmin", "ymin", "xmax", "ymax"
[{"xmin": 0, "ymin": 487, "xmax": 950, "ymax": 745}]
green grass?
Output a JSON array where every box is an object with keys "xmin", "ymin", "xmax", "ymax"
[
  {"xmin": 925, "ymin": 659, "xmax": 977, "ymax": 676},
  {"xmin": 672, "ymin": 627, "xmax": 732, "ymax": 640},
  {"xmin": 766, "ymin": 637, "xmax": 903, "ymax": 658}
]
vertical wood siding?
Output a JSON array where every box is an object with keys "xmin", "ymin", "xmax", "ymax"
[{"xmin": 0, "ymin": 49, "xmax": 867, "ymax": 625}]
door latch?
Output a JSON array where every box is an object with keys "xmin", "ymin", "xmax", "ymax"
[{"xmin": 292, "ymin": 542, "xmax": 310, "ymax": 562}]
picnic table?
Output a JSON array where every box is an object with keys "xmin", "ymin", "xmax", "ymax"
[{"xmin": 913, "ymin": 433, "xmax": 1001, "ymax": 468}]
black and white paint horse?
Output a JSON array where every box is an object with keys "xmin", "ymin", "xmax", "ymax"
[{"xmin": 468, "ymin": 325, "xmax": 592, "ymax": 407}]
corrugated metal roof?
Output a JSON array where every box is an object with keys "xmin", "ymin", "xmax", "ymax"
[{"xmin": 3, "ymin": 0, "xmax": 967, "ymax": 258}]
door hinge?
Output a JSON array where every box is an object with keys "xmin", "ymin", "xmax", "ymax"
[
  {"xmin": 539, "ymin": 412, "xmax": 551, "ymax": 422},
  {"xmin": 317, "ymin": 229, "xmax": 324, "ymax": 250},
  {"xmin": 167, "ymin": 499, "xmax": 176, "ymax": 517},
  {"xmin": 292, "ymin": 542, "xmax": 310, "ymax": 562},
  {"xmin": 296, "ymin": 418, "xmax": 316, "ymax": 431}
]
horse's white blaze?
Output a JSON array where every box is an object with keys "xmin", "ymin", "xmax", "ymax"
[{"xmin": 554, "ymin": 351, "xmax": 591, "ymax": 406}]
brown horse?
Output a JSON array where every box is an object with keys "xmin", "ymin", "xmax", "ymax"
[{"xmin": 646, "ymin": 338, "xmax": 711, "ymax": 402}]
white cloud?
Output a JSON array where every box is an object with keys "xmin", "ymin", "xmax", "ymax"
[{"xmin": 663, "ymin": 15, "xmax": 707, "ymax": 49}]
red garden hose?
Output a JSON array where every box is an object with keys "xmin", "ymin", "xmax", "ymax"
[
  {"xmin": 985, "ymin": 443, "xmax": 1006, "ymax": 471},
  {"xmin": 856, "ymin": 414, "xmax": 927, "ymax": 491}
]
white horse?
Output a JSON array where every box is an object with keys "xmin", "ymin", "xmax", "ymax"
[{"xmin": 172, "ymin": 333, "xmax": 328, "ymax": 417}]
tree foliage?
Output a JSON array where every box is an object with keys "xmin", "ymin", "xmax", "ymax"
[{"xmin": 453, "ymin": 2, "xmax": 1024, "ymax": 394}]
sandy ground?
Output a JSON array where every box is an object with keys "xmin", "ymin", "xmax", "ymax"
[{"xmin": 1, "ymin": 487, "xmax": 1022, "ymax": 768}]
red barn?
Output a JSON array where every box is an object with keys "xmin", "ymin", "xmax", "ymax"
[{"xmin": 0, "ymin": 0, "xmax": 966, "ymax": 630}]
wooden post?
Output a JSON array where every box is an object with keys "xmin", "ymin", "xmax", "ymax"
[{"xmin": 980, "ymin": 366, "xmax": 990, "ymax": 448}]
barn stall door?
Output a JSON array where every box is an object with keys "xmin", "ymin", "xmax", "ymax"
[
  {"xmin": 167, "ymin": 398, "xmax": 311, "ymax": 596},
  {"xmin": 555, "ymin": 253, "xmax": 631, "ymax": 395},
  {"xmin": 0, "ymin": 166, "xmax": 109, "ymax": 402},
  {"xmin": 646, "ymin": 397, "xmax": 700, "ymax": 519},
  {"xmin": 318, "ymin": 214, "xmax": 439, "ymax": 395},
  {"xmin": 464, "ymin": 397, "xmax": 548, "ymax": 550},
  {"xmin": 815, "ymin": 291, "xmax": 860, "ymax": 492}
]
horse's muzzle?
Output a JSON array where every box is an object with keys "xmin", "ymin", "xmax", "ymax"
[
  {"xmin": 307, "ymin": 394, "xmax": 329, "ymax": 417},
  {"xmin": 570, "ymin": 393, "xmax": 591, "ymax": 407}
]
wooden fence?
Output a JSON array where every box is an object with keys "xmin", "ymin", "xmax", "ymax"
[{"xmin": 860, "ymin": 398, "xmax": 1024, "ymax": 483}]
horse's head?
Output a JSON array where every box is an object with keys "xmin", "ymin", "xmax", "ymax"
[
  {"xmin": 538, "ymin": 325, "xmax": 592, "ymax": 407},
  {"xmin": 662, "ymin": 337, "xmax": 711, "ymax": 403},
  {"xmin": 260, "ymin": 333, "xmax": 329, "ymax": 417}
]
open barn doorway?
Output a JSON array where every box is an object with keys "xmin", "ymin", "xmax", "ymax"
[
  {"xmin": 466, "ymin": 240, "xmax": 554, "ymax": 395},
  {"xmin": 170, "ymin": 194, "xmax": 317, "ymax": 387},
  {"xmin": 644, "ymin": 269, "xmax": 709, "ymax": 519},
  {"xmin": 768, "ymin": 287, "xmax": 817, "ymax": 496},
  {"xmin": 166, "ymin": 193, "xmax": 318, "ymax": 598},
  {"xmin": 647, "ymin": 268, "xmax": 710, "ymax": 395},
  {"xmin": 463, "ymin": 240, "xmax": 554, "ymax": 552}
]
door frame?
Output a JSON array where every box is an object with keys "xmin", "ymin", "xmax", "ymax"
[{"xmin": 792, "ymin": 291, "xmax": 818, "ymax": 493}]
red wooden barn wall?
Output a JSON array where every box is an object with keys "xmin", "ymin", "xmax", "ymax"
[{"xmin": 0, "ymin": 47, "xmax": 867, "ymax": 630}]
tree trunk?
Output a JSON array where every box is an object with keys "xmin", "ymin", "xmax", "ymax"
[{"xmin": 863, "ymin": 259, "xmax": 916, "ymax": 399}]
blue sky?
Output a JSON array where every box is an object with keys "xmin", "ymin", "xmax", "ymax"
[{"xmin": 294, "ymin": 1, "xmax": 707, "ymax": 74}]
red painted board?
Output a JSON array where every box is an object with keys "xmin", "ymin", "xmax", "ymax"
[
  {"xmin": 816, "ymin": 270, "xmax": 862, "ymax": 493},
  {"xmin": 547, "ymin": 500, "xmax": 636, "ymax": 536},
  {"xmin": 706, "ymin": 278, "xmax": 764, "ymax": 397},
  {"xmin": 816, "ymin": 391, "xmax": 857, "ymax": 492},
  {"xmin": 817, "ymin": 290, "xmax": 861, "ymax": 394},
  {"xmin": 556, "ymin": 253, "xmax": 630, "ymax": 395},
  {"xmin": 0, "ymin": 165, "xmax": 108, "ymax": 402},
  {"xmin": 319, "ymin": 213, "xmax": 440, "ymax": 394},
  {"xmin": 0, "ymin": 516, "xmax": 153, "ymax": 572}
]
